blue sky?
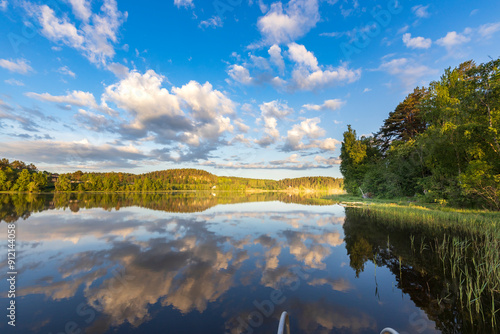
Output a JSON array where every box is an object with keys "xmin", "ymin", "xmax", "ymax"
[{"xmin": 0, "ymin": 0, "xmax": 499, "ymax": 179}]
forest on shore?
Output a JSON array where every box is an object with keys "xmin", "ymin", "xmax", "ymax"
[
  {"xmin": 340, "ymin": 58, "xmax": 500, "ymax": 210},
  {"xmin": 0, "ymin": 158, "xmax": 343, "ymax": 193}
]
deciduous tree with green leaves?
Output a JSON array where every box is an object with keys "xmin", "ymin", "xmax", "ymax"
[{"xmin": 340, "ymin": 125, "xmax": 369, "ymax": 195}]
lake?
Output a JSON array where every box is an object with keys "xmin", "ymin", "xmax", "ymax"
[{"xmin": 0, "ymin": 193, "xmax": 496, "ymax": 333}]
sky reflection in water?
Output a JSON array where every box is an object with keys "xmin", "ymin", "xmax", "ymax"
[{"xmin": 0, "ymin": 199, "xmax": 439, "ymax": 334}]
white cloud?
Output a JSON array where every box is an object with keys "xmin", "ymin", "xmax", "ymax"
[
  {"xmin": 229, "ymin": 134, "xmax": 251, "ymax": 146},
  {"xmin": 397, "ymin": 25, "xmax": 409, "ymax": 35},
  {"xmin": 270, "ymin": 153, "xmax": 300, "ymax": 165},
  {"xmin": 0, "ymin": 58, "xmax": 33, "ymax": 74},
  {"xmin": 250, "ymin": 54, "xmax": 270, "ymax": 70},
  {"xmin": 172, "ymin": 80, "xmax": 235, "ymax": 122},
  {"xmin": 255, "ymin": 116, "xmax": 280, "ymax": 147},
  {"xmin": 271, "ymin": 76, "xmax": 287, "ymax": 88},
  {"xmin": 229, "ymin": 43, "xmax": 359, "ymax": 92},
  {"xmin": 363, "ymin": 88, "xmax": 371, "ymax": 93},
  {"xmin": 291, "ymin": 63, "xmax": 361, "ymax": 91},
  {"xmin": 268, "ymin": 45, "xmax": 285, "ymax": 74},
  {"xmin": 320, "ymin": 23, "xmax": 378, "ymax": 42},
  {"xmin": 256, "ymin": 0, "xmax": 319, "ymax": 45},
  {"xmin": 26, "ymin": 90, "xmax": 99, "ymax": 109},
  {"xmin": 287, "ymin": 43, "xmax": 361, "ymax": 91},
  {"xmin": 433, "ymin": 23, "xmax": 500, "ymax": 57},
  {"xmin": 25, "ymin": 0, "xmax": 127, "ymax": 65},
  {"xmin": 412, "ymin": 5, "xmax": 430, "ymax": 18},
  {"xmin": 174, "ymin": 0, "xmax": 194, "ymax": 8},
  {"xmin": 76, "ymin": 109, "xmax": 115, "ymax": 132},
  {"xmin": 25, "ymin": 4, "xmax": 84, "ymax": 49},
  {"xmin": 199, "ymin": 16, "xmax": 223, "ymax": 29},
  {"xmin": 101, "ymin": 70, "xmax": 235, "ymax": 160},
  {"xmin": 402, "ymin": 33, "xmax": 432, "ymax": 49},
  {"xmin": 202, "ymin": 153, "xmax": 339, "ymax": 170},
  {"xmin": 0, "ymin": 140, "xmax": 146, "ymax": 166},
  {"xmin": 5, "ymin": 78, "xmax": 25, "ymax": 86},
  {"xmin": 313, "ymin": 155, "xmax": 341, "ymax": 166},
  {"xmin": 228, "ymin": 64, "xmax": 253, "ymax": 84},
  {"xmin": 241, "ymin": 103, "xmax": 254, "ymax": 114},
  {"xmin": 107, "ymin": 62, "xmax": 130, "ymax": 78},
  {"xmin": 282, "ymin": 118, "xmax": 339, "ymax": 152},
  {"xmin": 322, "ymin": 99, "xmax": 345, "ymax": 111},
  {"xmin": 58, "ymin": 65, "xmax": 76, "ymax": 78},
  {"xmin": 436, "ymin": 31, "xmax": 470, "ymax": 50},
  {"xmin": 260, "ymin": 100, "xmax": 293, "ymax": 119},
  {"xmin": 302, "ymin": 99, "xmax": 345, "ymax": 111},
  {"xmin": 257, "ymin": 0, "xmax": 268, "ymax": 13},
  {"xmin": 378, "ymin": 57, "xmax": 438, "ymax": 91},
  {"xmin": 478, "ymin": 22, "xmax": 500, "ymax": 39},
  {"xmin": 234, "ymin": 119, "xmax": 250, "ymax": 133},
  {"xmin": 67, "ymin": 0, "xmax": 92, "ymax": 22},
  {"xmin": 0, "ymin": 0, "xmax": 8, "ymax": 11},
  {"xmin": 288, "ymin": 43, "xmax": 319, "ymax": 71},
  {"xmin": 254, "ymin": 100, "xmax": 294, "ymax": 147}
]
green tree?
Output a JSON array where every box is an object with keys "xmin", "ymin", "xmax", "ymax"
[
  {"xmin": 33, "ymin": 172, "xmax": 47, "ymax": 190},
  {"xmin": 0, "ymin": 170, "xmax": 8, "ymax": 191},
  {"xmin": 340, "ymin": 125, "xmax": 370, "ymax": 194},
  {"xmin": 55, "ymin": 174, "xmax": 72, "ymax": 192},
  {"xmin": 456, "ymin": 59, "xmax": 500, "ymax": 208},
  {"xmin": 419, "ymin": 59, "xmax": 500, "ymax": 207},
  {"xmin": 13, "ymin": 169, "xmax": 31, "ymax": 191},
  {"xmin": 28, "ymin": 181, "xmax": 39, "ymax": 192},
  {"xmin": 376, "ymin": 87, "xmax": 428, "ymax": 153}
]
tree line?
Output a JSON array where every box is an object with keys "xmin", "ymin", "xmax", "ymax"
[
  {"xmin": 340, "ymin": 58, "xmax": 500, "ymax": 210},
  {"xmin": 0, "ymin": 160, "xmax": 343, "ymax": 193}
]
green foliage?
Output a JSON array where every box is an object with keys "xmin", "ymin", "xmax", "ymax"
[
  {"xmin": 0, "ymin": 163, "xmax": 342, "ymax": 194},
  {"xmin": 55, "ymin": 174, "xmax": 72, "ymax": 192},
  {"xmin": 340, "ymin": 57, "xmax": 500, "ymax": 210},
  {"xmin": 0, "ymin": 170, "xmax": 8, "ymax": 191},
  {"xmin": 13, "ymin": 169, "xmax": 32, "ymax": 191},
  {"xmin": 0, "ymin": 159, "xmax": 49, "ymax": 192},
  {"xmin": 376, "ymin": 87, "xmax": 428, "ymax": 152},
  {"xmin": 340, "ymin": 125, "xmax": 369, "ymax": 195}
]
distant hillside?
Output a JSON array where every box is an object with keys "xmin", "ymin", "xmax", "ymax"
[{"xmin": 0, "ymin": 159, "xmax": 343, "ymax": 193}]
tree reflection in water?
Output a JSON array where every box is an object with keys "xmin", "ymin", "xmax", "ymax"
[{"xmin": 1, "ymin": 193, "xmax": 496, "ymax": 333}]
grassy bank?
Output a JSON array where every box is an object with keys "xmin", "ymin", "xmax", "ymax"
[{"xmin": 326, "ymin": 194, "xmax": 500, "ymax": 236}]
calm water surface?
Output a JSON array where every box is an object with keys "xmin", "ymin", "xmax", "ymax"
[{"xmin": 0, "ymin": 194, "xmax": 448, "ymax": 333}]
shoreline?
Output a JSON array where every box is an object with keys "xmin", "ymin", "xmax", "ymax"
[{"xmin": 0, "ymin": 188, "xmax": 346, "ymax": 195}]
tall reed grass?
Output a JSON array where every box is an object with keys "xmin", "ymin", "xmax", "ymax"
[{"xmin": 353, "ymin": 203, "xmax": 500, "ymax": 329}]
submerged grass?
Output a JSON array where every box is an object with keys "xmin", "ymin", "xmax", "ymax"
[
  {"xmin": 339, "ymin": 194, "xmax": 500, "ymax": 330},
  {"xmin": 431, "ymin": 234, "xmax": 500, "ymax": 328}
]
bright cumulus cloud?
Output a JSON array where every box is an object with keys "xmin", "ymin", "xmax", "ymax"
[
  {"xmin": 402, "ymin": 33, "xmax": 432, "ymax": 49},
  {"xmin": 102, "ymin": 70, "xmax": 235, "ymax": 152},
  {"xmin": 256, "ymin": 0, "xmax": 320, "ymax": 45},
  {"xmin": 227, "ymin": 42, "xmax": 361, "ymax": 92}
]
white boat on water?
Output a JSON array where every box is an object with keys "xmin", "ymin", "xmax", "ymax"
[{"xmin": 276, "ymin": 311, "xmax": 400, "ymax": 334}]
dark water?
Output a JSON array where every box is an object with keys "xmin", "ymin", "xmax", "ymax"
[{"xmin": 0, "ymin": 193, "xmax": 491, "ymax": 333}]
